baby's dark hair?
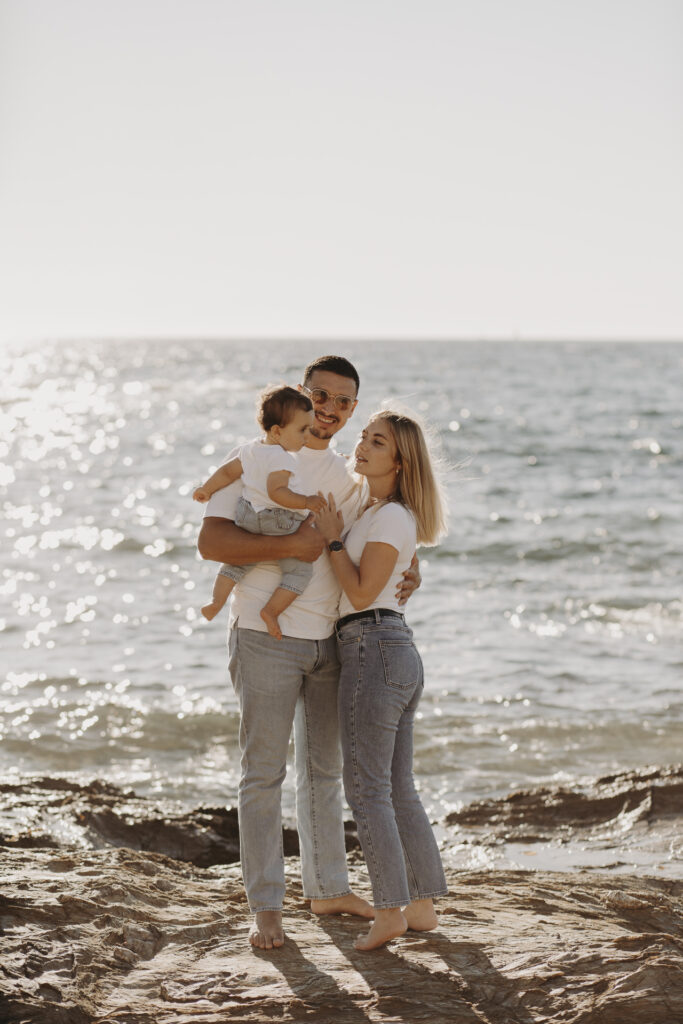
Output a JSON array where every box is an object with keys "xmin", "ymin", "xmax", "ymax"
[{"xmin": 258, "ymin": 385, "xmax": 313, "ymax": 432}]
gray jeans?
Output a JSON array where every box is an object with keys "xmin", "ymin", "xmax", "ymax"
[
  {"xmin": 336, "ymin": 609, "xmax": 448, "ymax": 909},
  {"xmin": 228, "ymin": 624, "xmax": 350, "ymax": 912},
  {"xmin": 219, "ymin": 495, "xmax": 313, "ymax": 595}
]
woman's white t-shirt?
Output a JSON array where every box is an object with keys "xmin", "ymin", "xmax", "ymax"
[{"xmin": 339, "ymin": 501, "xmax": 417, "ymax": 618}]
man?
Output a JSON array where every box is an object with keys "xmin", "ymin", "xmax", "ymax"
[{"xmin": 198, "ymin": 355, "xmax": 417, "ymax": 949}]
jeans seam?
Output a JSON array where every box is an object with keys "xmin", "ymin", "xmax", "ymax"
[
  {"xmin": 351, "ymin": 632, "xmax": 385, "ymax": 907},
  {"xmin": 301, "ymin": 681, "xmax": 322, "ymax": 893}
]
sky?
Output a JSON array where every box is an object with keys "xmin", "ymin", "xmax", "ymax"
[{"xmin": 1, "ymin": 0, "xmax": 682, "ymax": 343}]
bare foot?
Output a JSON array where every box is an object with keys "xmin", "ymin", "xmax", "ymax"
[
  {"xmin": 201, "ymin": 602, "xmax": 223, "ymax": 621},
  {"xmin": 355, "ymin": 908, "xmax": 407, "ymax": 951},
  {"xmin": 310, "ymin": 893, "xmax": 375, "ymax": 919},
  {"xmin": 403, "ymin": 898, "xmax": 439, "ymax": 932},
  {"xmin": 249, "ymin": 911, "xmax": 285, "ymax": 950},
  {"xmin": 260, "ymin": 607, "xmax": 282, "ymax": 640}
]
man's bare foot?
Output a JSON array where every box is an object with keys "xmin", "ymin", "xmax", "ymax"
[
  {"xmin": 355, "ymin": 908, "xmax": 407, "ymax": 951},
  {"xmin": 260, "ymin": 608, "xmax": 282, "ymax": 640},
  {"xmin": 249, "ymin": 911, "xmax": 285, "ymax": 950},
  {"xmin": 403, "ymin": 898, "xmax": 439, "ymax": 932},
  {"xmin": 310, "ymin": 893, "xmax": 375, "ymax": 919},
  {"xmin": 201, "ymin": 602, "xmax": 222, "ymax": 621}
]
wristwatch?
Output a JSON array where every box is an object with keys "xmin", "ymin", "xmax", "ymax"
[{"xmin": 328, "ymin": 540, "xmax": 344, "ymax": 553}]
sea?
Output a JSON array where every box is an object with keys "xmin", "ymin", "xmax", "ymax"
[{"xmin": 2, "ymin": 339, "xmax": 682, "ymax": 872}]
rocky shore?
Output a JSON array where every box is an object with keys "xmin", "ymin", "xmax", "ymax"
[{"xmin": 2, "ymin": 770, "xmax": 683, "ymax": 1023}]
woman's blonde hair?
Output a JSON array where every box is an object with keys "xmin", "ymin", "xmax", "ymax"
[{"xmin": 372, "ymin": 409, "xmax": 448, "ymax": 546}]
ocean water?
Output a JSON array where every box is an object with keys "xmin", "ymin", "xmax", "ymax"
[{"xmin": 1, "ymin": 340, "xmax": 682, "ymax": 829}]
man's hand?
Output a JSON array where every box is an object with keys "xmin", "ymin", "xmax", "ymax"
[
  {"xmin": 396, "ymin": 553, "xmax": 421, "ymax": 606},
  {"xmin": 288, "ymin": 515, "xmax": 326, "ymax": 563},
  {"xmin": 193, "ymin": 487, "xmax": 210, "ymax": 503}
]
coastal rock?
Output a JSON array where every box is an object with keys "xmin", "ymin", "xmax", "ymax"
[
  {"xmin": 0, "ymin": 778, "xmax": 359, "ymax": 867},
  {"xmin": 446, "ymin": 763, "xmax": 683, "ymax": 843},
  {"xmin": 1, "ymin": 846, "xmax": 682, "ymax": 1023}
]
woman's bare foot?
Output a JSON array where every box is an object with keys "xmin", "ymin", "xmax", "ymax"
[
  {"xmin": 249, "ymin": 910, "xmax": 285, "ymax": 950},
  {"xmin": 260, "ymin": 607, "xmax": 282, "ymax": 640},
  {"xmin": 355, "ymin": 908, "xmax": 407, "ymax": 951},
  {"xmin": 403, "ymin": 898, "xmax": 439, "ymax": 932},
  {"xmin": 201, "ymin": 601, "xmax": 223, "ymax": 621},
  {"xmin": 310, "ymin": 893, "xmax": 375, "ymax": 919}
]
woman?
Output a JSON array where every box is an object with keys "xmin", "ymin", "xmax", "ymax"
[{"xmin": 315, "ymin": 409, "xmax": 448, "ymax": 951}]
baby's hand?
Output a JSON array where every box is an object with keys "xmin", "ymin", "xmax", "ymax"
[
  {"xmin": 193, "ymin": 487, "xmax": 210, "ymax": 503},
  {"xmin": 305, "ymin": 494, "xmax": 327, "ymax": 513}
]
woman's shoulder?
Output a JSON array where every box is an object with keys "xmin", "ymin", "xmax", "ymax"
[{"xmin": 368, "ymin": 501, "xmax": 416, "ymax": 535}]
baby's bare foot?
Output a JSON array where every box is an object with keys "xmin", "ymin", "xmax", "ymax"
[
  {"xmin": 403, "ymin": 898, "xmax": 439, "ymax": 932},
  {"xmin": 311, "ymin": 893, "xmax": 375, "ymax": 919},
  {"xmin": 249, "ymin": 911, "xmax": 285, "ymax": 950},
  {"xmin": 355, "ymin": 909, "xmax": 407, "ymax": 951},
  {"xmin": 201, "ymin": 602, "xmax": 222, "ymax": 621},
  {"xmin": 260, "ymin": 608, "xmax": 282, "ymax": 640}
]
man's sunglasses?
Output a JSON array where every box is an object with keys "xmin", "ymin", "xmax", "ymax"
[{"xmin": 300, "ymin": 385, "xmax": 356, "ymax": 412}]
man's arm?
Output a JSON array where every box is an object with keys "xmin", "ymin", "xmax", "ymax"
[{"xmin": 198, "ymin": 516, "xmax": 325, "ymax": 565}]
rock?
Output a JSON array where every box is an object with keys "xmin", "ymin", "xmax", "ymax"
[
  {"xmin": 0, "ymin": 778, "xmax": 360, "ymax": 867},
  {"xmin": 1, "ymin": 771, "xmax": 682, "ymax": 1022},
  {"xmin": 446, "ymin": 764, "xmax": 683, "ymax": 844},
  {"xmin": 1, "ymin": 847, "xmax": 682, "ymax": 1023}
]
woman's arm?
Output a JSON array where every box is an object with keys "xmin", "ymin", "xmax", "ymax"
[
  {"xmin": 198, "ymin": 515, "xmax": 325, "ymax": 565},
  {"xmin": 193, "ymin": 458, "xmax": 243, "ymax": 503},
  {"xmin": 330, "ymin": 541, "xmax": 399, "ymax": 610}
]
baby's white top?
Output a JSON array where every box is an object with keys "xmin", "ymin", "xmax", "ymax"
[{"xmin": 237, "ymin": 436, "xmax": 306, "ymax": 516}]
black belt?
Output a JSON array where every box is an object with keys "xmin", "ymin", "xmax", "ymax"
[{"xmin": 336, "ymin": 608, "xmax": 405, "ymax": 629}]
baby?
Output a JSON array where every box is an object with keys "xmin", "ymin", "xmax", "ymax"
[{"xmin": 193, "ymin": 384, "xmax": 325, "ymax": 639}]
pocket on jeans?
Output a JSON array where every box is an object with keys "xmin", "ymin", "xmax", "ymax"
[{"xmin": 379, "ymin": 640, "xmax": 421, "ymax": 690}]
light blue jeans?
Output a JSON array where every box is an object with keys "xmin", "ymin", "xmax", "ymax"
[
  {"xmin": 336, "ymin": 609, "xmax": 448, "ymax": 909},
  {"xmin": 228, "ymin": 624, "xmax": 351, "ymax": 912},
  {"xmin": 219, "ymin": 496, "xmax": 313, "ymax": 595}
]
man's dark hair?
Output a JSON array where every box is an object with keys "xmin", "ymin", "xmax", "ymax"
[
  {"xmin": 302, "ymin": 355, "xmax": 360, "ymax": 395},
  {"xmin": 258, "ymin": 385, "xmax": 312, "ymax": 432}
]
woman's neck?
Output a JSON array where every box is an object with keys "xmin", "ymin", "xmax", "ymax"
[{"xmin": 367, "ymin": 477, "xmax": 397, "ymax": 501}]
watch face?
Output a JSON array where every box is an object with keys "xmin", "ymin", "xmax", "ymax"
[{"xmin": 329, "ymin": 540, "xmax": 344, "ymax": 551}]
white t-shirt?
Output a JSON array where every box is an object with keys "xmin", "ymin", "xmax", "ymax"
[
  {"xmin": 204, "ymin": 445, "xmax": 365, "ymax": 639},
  {"xmin": 339, "ymin": 502, "xmax": 417, "ymax": 618},
  {"xmin": 238, "ymin": 436, "xmax": 306, "ymax": 516}
]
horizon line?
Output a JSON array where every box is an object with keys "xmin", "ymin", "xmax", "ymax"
[{"xmin": 3, "ymin": 334, "xmax": 683, "ymax": 346}]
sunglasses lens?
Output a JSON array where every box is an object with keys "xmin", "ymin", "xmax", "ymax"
[{"xmin": 310, "ymin": 388, "xmax": 353, "ymax": 411}]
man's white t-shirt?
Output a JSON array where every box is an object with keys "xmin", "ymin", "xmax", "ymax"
[
  {"xmin": 204, "ymin": 445, "xmax": 364, "ymax": 639},
  {"xmin": 238, "ymin": 437, "xmax": 306, "ymax": 516},
  {"xmin": 339, "ymin": 502, "xmax": 417, "ymax": 619}
]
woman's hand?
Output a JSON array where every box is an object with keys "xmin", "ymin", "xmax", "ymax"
[{"xmin": 314, "ymin": 493, "xmax": 344, "ymax": 543}]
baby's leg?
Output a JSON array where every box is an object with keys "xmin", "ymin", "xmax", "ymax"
[
  {"xmin": 202, "ymin": 571, "xmax": 236, "ymax": 621},
  {"xmin": 260, "ymin": 587, "xmax": 298, "ymax": 640},
  {"xmin": 259, "ymin": 557, "xmax": 311, "ymax": 640}
]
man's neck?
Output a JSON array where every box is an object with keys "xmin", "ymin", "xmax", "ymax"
[{"xmin": 303, "ymin": 436, "xmax": 332, "ymax": 452}]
